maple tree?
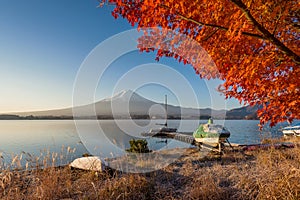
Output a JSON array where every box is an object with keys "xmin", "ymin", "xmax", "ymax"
[{"xmin": 101, "ymin": 0, "xmax": 300, "ymax": 126}]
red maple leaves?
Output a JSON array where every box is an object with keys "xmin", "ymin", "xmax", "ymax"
[{"xmin": 101, "ymin": 0, "xmax": 300, "ymax": 126}]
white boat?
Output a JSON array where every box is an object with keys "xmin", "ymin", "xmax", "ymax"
[
  {"xmin": 193, "ymin": 118, "xmax": 230, "ymax": 147},
  {"xmin": 282, "ymin": 123, "xmax": 300, "ymax": 137},
  {"xmin": 149, "ymin": 95, "xmax": 177, "ymax": 134}
]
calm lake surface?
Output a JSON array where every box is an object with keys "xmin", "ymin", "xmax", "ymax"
[{"xmin": 0, "ymin": 119, "xmax": 293, "ymax": 165}]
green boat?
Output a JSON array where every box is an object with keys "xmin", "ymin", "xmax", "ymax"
[{"xmin": 193, "ymin": 119, "xmax": 230, "ymax": 147}]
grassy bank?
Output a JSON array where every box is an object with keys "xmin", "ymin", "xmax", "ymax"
[{"xmin": 0, "ymin": 138, "xmax": 299, "ymax": 199}]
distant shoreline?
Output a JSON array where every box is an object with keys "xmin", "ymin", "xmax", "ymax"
[{"xmin": 0, "ymin": 114, "xmax": 258, "ymax": 120}]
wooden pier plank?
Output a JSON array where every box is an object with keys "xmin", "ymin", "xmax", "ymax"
[{"xmin": 141, "ymin": 131, "xmax": 197, "ymax": 145}]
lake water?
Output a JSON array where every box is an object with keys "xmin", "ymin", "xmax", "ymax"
[{"xmin": 0, "ymin": 119, "xmax": 293, "ymax": 166}]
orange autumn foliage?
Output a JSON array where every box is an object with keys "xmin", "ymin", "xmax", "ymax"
[{"xmin": 101, "ymin": 0, "xmax": 300, "ymax": 126}]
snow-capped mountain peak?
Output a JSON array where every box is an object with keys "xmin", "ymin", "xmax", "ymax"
[{"xmin": 102, "ymin": 90, "xmax": 148, "ymax": 102}]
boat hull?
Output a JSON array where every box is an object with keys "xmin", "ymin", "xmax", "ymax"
[
  {"xmin": 194, "ymin": 133, "xmax": 230, "ymax": 147},
  {"xmin": 282, "ymin": 123, "xmax": 300, "ymax": 137},
  {"xmin": 283, "ymin": 130, "xmax": 300, "ymax": 136}
]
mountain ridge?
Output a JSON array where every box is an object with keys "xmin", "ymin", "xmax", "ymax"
[{"xmin": 2, "ymin": 90, "xmax": 258, "ymax": 120}]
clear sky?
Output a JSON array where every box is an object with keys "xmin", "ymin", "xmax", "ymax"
[{"xmin": 0, "ymin": 0, "xmax": 241, "ymax": 113}]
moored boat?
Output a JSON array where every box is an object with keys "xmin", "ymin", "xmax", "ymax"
[
  {"xmin": 148, "ymin": 95, "xmax": 177, "ymax": 134},
  {"xmin": 193, "ymin": 119, "xmax": 230, "ymax": 147},
  {"xmin": 282, "ymin": 123, "xmax": 300, "ymax": 137}
]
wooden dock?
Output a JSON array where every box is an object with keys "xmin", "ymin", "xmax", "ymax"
[
  {"xmin": 141, "ymin": 131, "xmax": 227, "ymax": 153},
  {"xmin": 141, "ymin": 131, "xmax": 197, "ymax": 146},
  {"xmin": 141, "ymin": 131, "xmax": 297, "ymax": 153}
]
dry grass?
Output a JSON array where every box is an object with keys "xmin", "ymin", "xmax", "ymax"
[
  {"xmin": 233, "ymin": 147, "xmax": 300, "ymax": 199},
  {"xmin": 0, "ymin": 167, "xmax": 154, "ymax": 200},
  {"xmin": 0, "ymin": 138, "xmax": 299, "ymax": 199}
]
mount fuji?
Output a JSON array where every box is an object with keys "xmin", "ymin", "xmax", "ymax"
[{"xmin": 12, "ymin": 90, "xmax": 228, "ymax": 119}]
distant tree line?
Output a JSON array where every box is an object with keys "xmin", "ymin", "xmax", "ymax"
[
  {"xmin": 0, "ymin": 113, "xmax": 258, "ymax": 120},
  {"xmin": 0, "ymin": 114, "xmax": 73, "ymax": 120}
]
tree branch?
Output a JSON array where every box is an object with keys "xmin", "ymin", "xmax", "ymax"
[
  {"xmin": 230, "ymin": 0, "xmax": 300, "ymax": 64},
  {"xmin": 160, "ymin": 4, "xmax": 265, "ymax": 40},
  {"xmin": 176, "ymin": 12, "xmax": 265, "ymax": 40},
  {"xmin": 202, "ymin": 29, "xmax": 219, "ymax": 41}
]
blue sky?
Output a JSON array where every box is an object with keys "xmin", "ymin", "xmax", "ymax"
[{"xmin": 0, "ymin": 0, "xmax": 241, "ymax": 113}]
